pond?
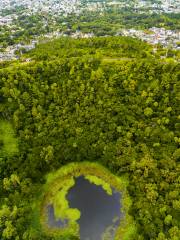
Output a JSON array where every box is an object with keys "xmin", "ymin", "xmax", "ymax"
[
  {"xmin": 47, "ymin": 204, "xmax": 68, "ymax": 228},
  {"xmin": 39, "ymin": 163, "xmax": 134, "ymax": 239},
  {"xmin": 47, "ymin": 176, "xmax": 123, "ymax": 240}
]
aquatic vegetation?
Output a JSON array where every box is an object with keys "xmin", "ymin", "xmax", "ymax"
[
  {"xmin": 52, "ymin": 177, "xmax": 81, "ymax": 222},
  {"xmin": 85, "ymin": 175, "xmax": 112, "ymax": 195},
  {"xmin": 39, "ymin": 162, "xmax": 135, "ymax": 239}
]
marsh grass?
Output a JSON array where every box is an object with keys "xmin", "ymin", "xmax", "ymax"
[{"xmin": 85, "ymin": 175, "xmax": 113, "ymax": 195}]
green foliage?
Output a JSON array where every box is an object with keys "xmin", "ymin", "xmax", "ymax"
[
  {"xmin": 164, "ymin": 215, "xmax": 172, "ymax": 225},
  {"xmin": 53, "ymin": 178, "xmax": 81, "ymax": 222},
  {"xmin": 0, "ymin": 36, "xmax": 179, "ymax": 240},
  {"xmin": 144, "ymin": 107, "xmax": 153, "ymax": 117},
  {"xmin": 0, "ymin": 121, "xmax": 18, "ymax": 157},
  {"xmin": 85, "ymin": 175, "xmax": 112, "ymax": 195},
  {"xmin": 28, "ymin": 36, "xmax": 153, "ymax": 61},
  {"xmin": 69, "ymin": 9, "xmax": 180, "ymax": 34}
]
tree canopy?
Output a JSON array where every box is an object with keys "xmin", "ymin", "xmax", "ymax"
[{"xmin": 0, "ymin": 36, "xmax": 179, "ymax": 240}]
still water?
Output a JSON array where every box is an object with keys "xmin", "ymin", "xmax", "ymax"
[
  {"xmin": 47, "ymin": 204, "xmax": 68, "ymax": 228},
  {"xmin": 68, "ymin": 176, "xmax": 122, "ymax": 240},
  {"xmin": 47, "ymin": 176, "xmax": 123, "ymax": 240}
]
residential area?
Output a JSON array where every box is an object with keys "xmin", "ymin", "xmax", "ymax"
[
  {"xmin": 0, "ymin": 31, "xmax": 95, "ymax": 61},
  {"xmin": 0, "ymin": 0, "xmax": 180, "ymax": 61},
  {"xmin": 118, "ymin": 28, "xmax": 180, "ymax": 50}
]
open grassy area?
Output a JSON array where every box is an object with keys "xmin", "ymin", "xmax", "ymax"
[{"xmin": 0, "ymin": 120, "xmax": 18, "ymax": 157}]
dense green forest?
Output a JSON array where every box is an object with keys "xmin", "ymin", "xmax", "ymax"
[
  {"xmin": 27, "ymin": 36, "xmax": 153, "ymax": 60},
  {"xmin": 67, "ymin": 11, "xmax": 180, "ymax": 36},
  {"xmin": 0, "ymin": 36, "xmax": 180, "ymax": 240}
]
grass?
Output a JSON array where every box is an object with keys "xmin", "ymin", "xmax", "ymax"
[
  {"xmin": 0, "ymin": 120, "xmax": 18, "ymax": 157},
  {"xmin": 102, "ymin": 57, "xmax": 134, "ymax": 62}
]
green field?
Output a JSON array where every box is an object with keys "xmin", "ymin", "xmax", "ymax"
[{"xmin": 0, "ymin": 120, "xmax": 18, "ymax": 157}]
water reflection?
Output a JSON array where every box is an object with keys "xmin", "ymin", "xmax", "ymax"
[
  {"xmin": 67, "ymin": 176, "xmax": 122, "ymax": 240},
  {"xmin": 47, "ymin": 204, "xmax": 68, "ymax": 228},
  {"xmin": 46, "ymin": 176, "xmax": 123, "ymax": 240}
]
